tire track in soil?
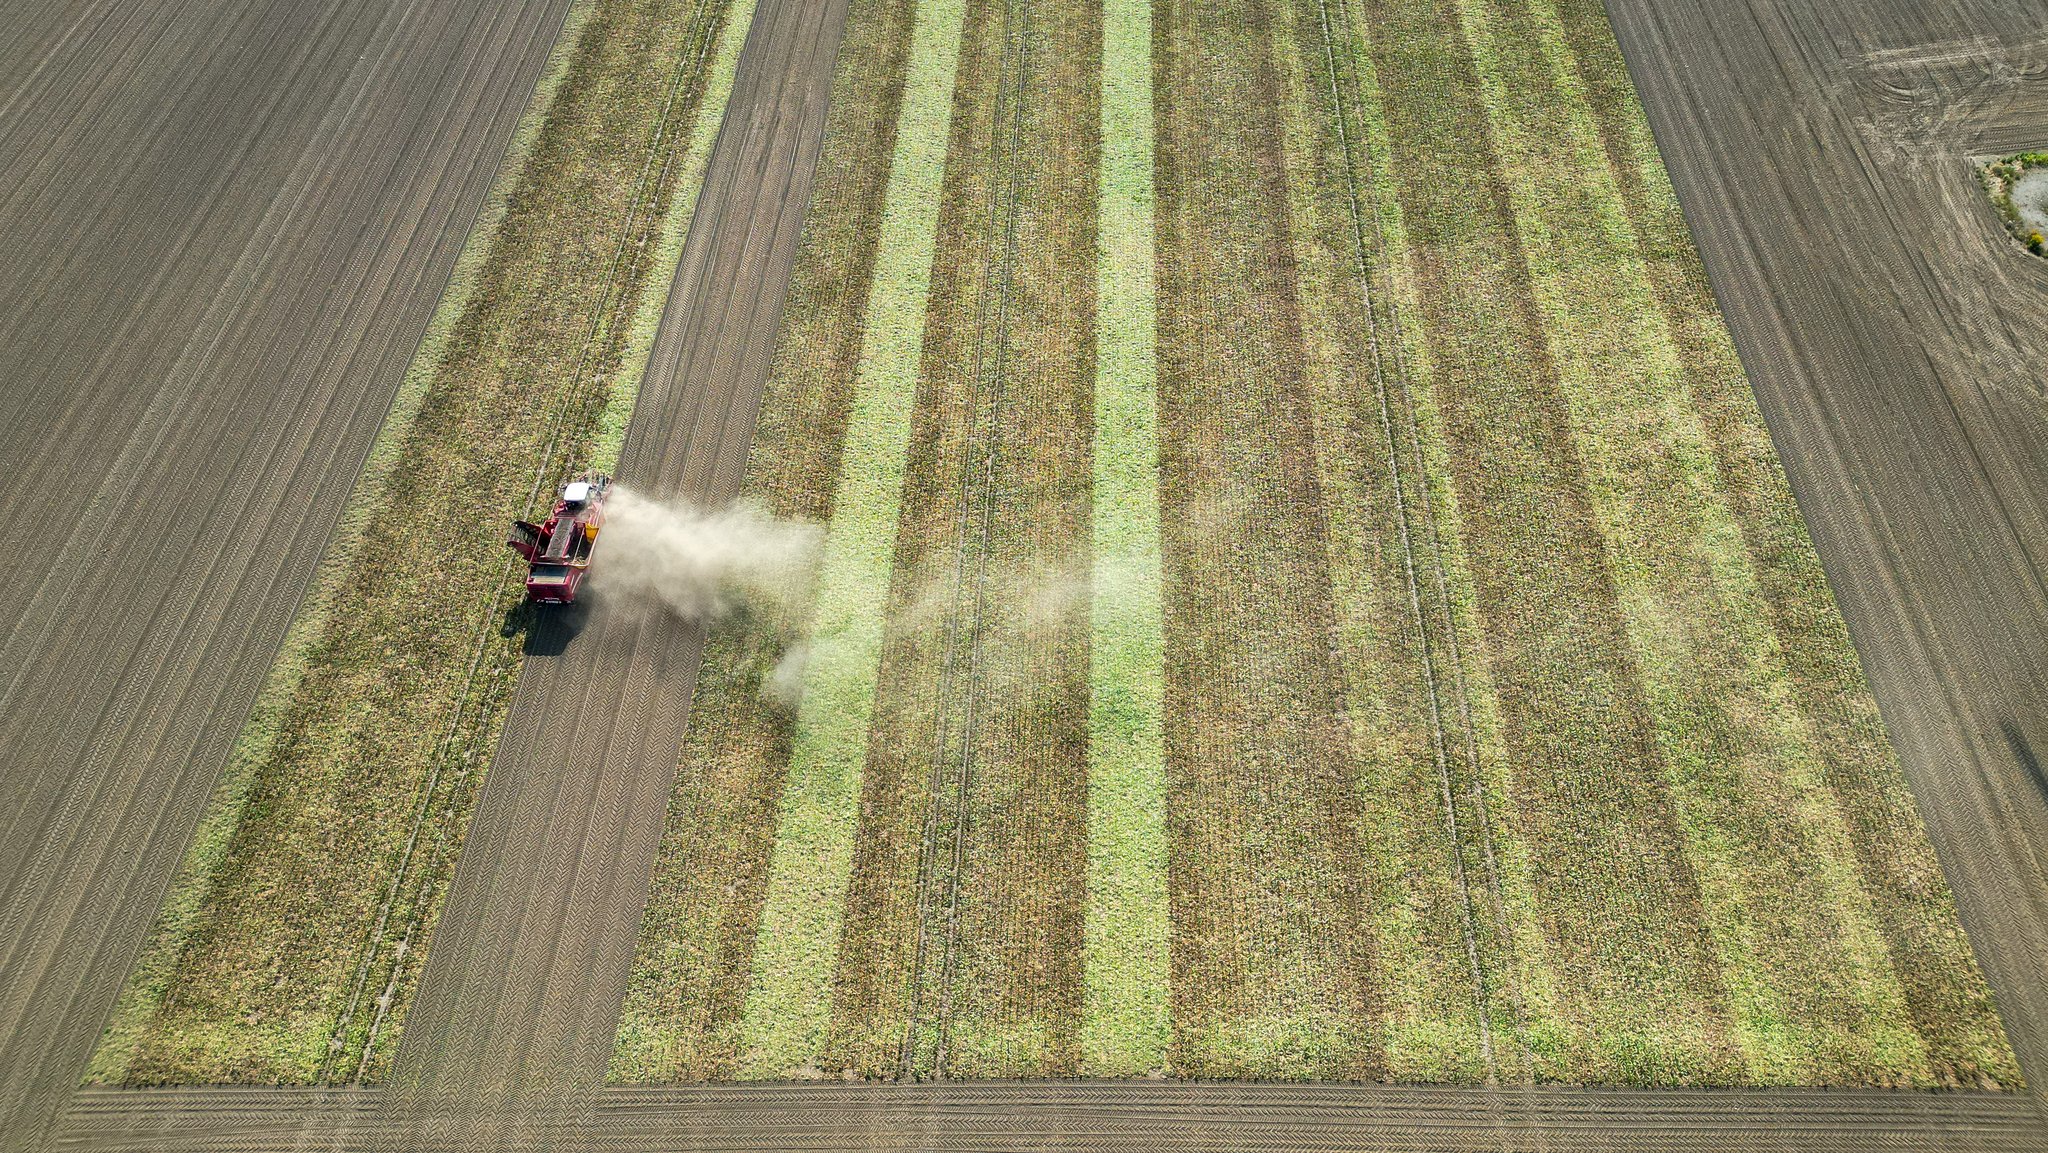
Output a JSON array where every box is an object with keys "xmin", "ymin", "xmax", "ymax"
[
  {"xmin": 1301, "ymin": 0, "xmax": 1526, "ymax": 1075},
  {"xmin": 370, "ymin": 0, "xmax": 850, "ymax": 1144},
  {"xmin": 896, "ymin": 0, "xmax": 1039, "ymax": 1079}
]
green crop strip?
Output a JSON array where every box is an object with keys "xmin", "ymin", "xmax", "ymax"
[
  {"xmin": 732, "ymin": 0, "xmax": 970, "ymax": 1077},
  {"xmin": 1080, "ymin": 0, "xmax": 1169, "ymax": 1078},
  {"xmin": 89, "ymin": 0, "xmax": 749, "ymax": 1085}
]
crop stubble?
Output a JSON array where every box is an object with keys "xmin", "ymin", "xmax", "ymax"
[{"xmin": 607, "ymin": 0, "xmax": 2019, "ymax": 1091}]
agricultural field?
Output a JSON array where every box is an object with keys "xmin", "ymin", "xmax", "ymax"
[
  {"xmin": 74, "ymin": 0, "xmax": 2026, "ymax": 1104},
  {"xmin": 607, "ymin": 0, "xmax": 2023, "ymax": 1089}
]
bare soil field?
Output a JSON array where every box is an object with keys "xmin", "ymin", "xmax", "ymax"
[{"xmin": 0, "ymin": 0, "xmax": 569, "ymax": 1143}]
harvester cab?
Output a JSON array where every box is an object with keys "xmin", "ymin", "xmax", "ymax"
[{"xmin": 507, "ymin": 473, "xmax": 611, "ymax": 604}]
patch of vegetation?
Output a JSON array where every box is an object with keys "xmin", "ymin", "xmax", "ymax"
[
  {"xmin": 90, "ymin": 0, "xmax": 750, "ymax": 1085},
  {"xmin": 1082, "ymin": 0, "xmax": 1171, "ymax": 1079},
  {"xmin": 1978, "ymin": 152, "xmax": 2048, "ymax": 254}
]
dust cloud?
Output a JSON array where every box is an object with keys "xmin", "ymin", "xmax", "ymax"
[{"xmin": 591, "ymin": 486, "xmax": 820, "ymax": 623}]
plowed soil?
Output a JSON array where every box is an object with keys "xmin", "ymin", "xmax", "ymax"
[{"xmin": 0, "ymin": 0, "xmax": 569, "ymax": 1144}]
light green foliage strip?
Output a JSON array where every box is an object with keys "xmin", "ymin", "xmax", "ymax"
[
  {"xmin": 1080, "ymin": 0, "xmax": 1169, "ymax": 1077},
  {"xmin": 733, "ymin": 0, "xmax": 969, "ymax": 1077},
  {"xmin": 1452, "ymin": 0, "xmax": 1919, "ymax": 1081},
  {"xmin": 83, "ymin": 0, "xmax": 603, "ymax": 1082},
  {"xmin": 593, "ymin": 0, "xmax": 761, "ymax": 472}
]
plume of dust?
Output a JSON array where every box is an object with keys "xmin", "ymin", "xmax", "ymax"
[{"xmin": 592, "ymin": 486, "xmax": 820, "ymax": 624}]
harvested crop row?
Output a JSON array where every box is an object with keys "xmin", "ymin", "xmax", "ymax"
[
  {"xmin": 1153, "ymin": 0, "xmax": 1377, "ymax": 1080},
  {"xmin": 609, "ymin": 0, "xmax": 926, "ymax": 1083},
  {"xmin": 90, "ymin": 0, "xmax": 748, "ymax": 1086}
]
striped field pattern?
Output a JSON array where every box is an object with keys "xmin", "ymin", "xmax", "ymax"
[
  {"xmin": 611, "ymin": 0, "xmax": 2019, "ymax": 1088},
  {"xmin": 89, "ymin": 0, "xmax": 2020, "ymax": 1092}
]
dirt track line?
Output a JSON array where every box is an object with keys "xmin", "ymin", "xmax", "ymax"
[{"xmin": 1302, "ymin": 0, "xmax": 1531, "ymax": 1081}]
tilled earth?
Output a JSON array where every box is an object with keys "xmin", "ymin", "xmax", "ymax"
[
  {"xmin": 6, "ymin": 0, "xmax": 2048, "ymax": 1149},
  {"xmin": 0, "ymin": 0, "xmax": 571, "ymax": 1147}
]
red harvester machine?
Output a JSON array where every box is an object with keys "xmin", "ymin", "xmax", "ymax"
[{"xmin": 507, "ymin": 473, "xmax": 611, "ymax": 604}]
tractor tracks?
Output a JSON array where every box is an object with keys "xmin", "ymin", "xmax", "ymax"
[
  {"xmin": 51, "ymin": 1081, "xmax": 2048, "ymax": 1151},
  {"xmin": 899, "ymin": 0, "xmax": 1039, "ymax": 1080},
  {"xmin": 1306, "ymin": 0, "xmax": 1529, "ymax": 1076}
]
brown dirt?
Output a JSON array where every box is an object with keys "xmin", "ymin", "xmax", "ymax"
[{"xmin": 0, "ymin": 0, "xmax": 571, "ymax": 1141}]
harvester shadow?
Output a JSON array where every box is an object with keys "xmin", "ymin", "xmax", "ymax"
[{"xmin": 501, "ymin": 595, "xmax": 592, "ymax": 658}]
